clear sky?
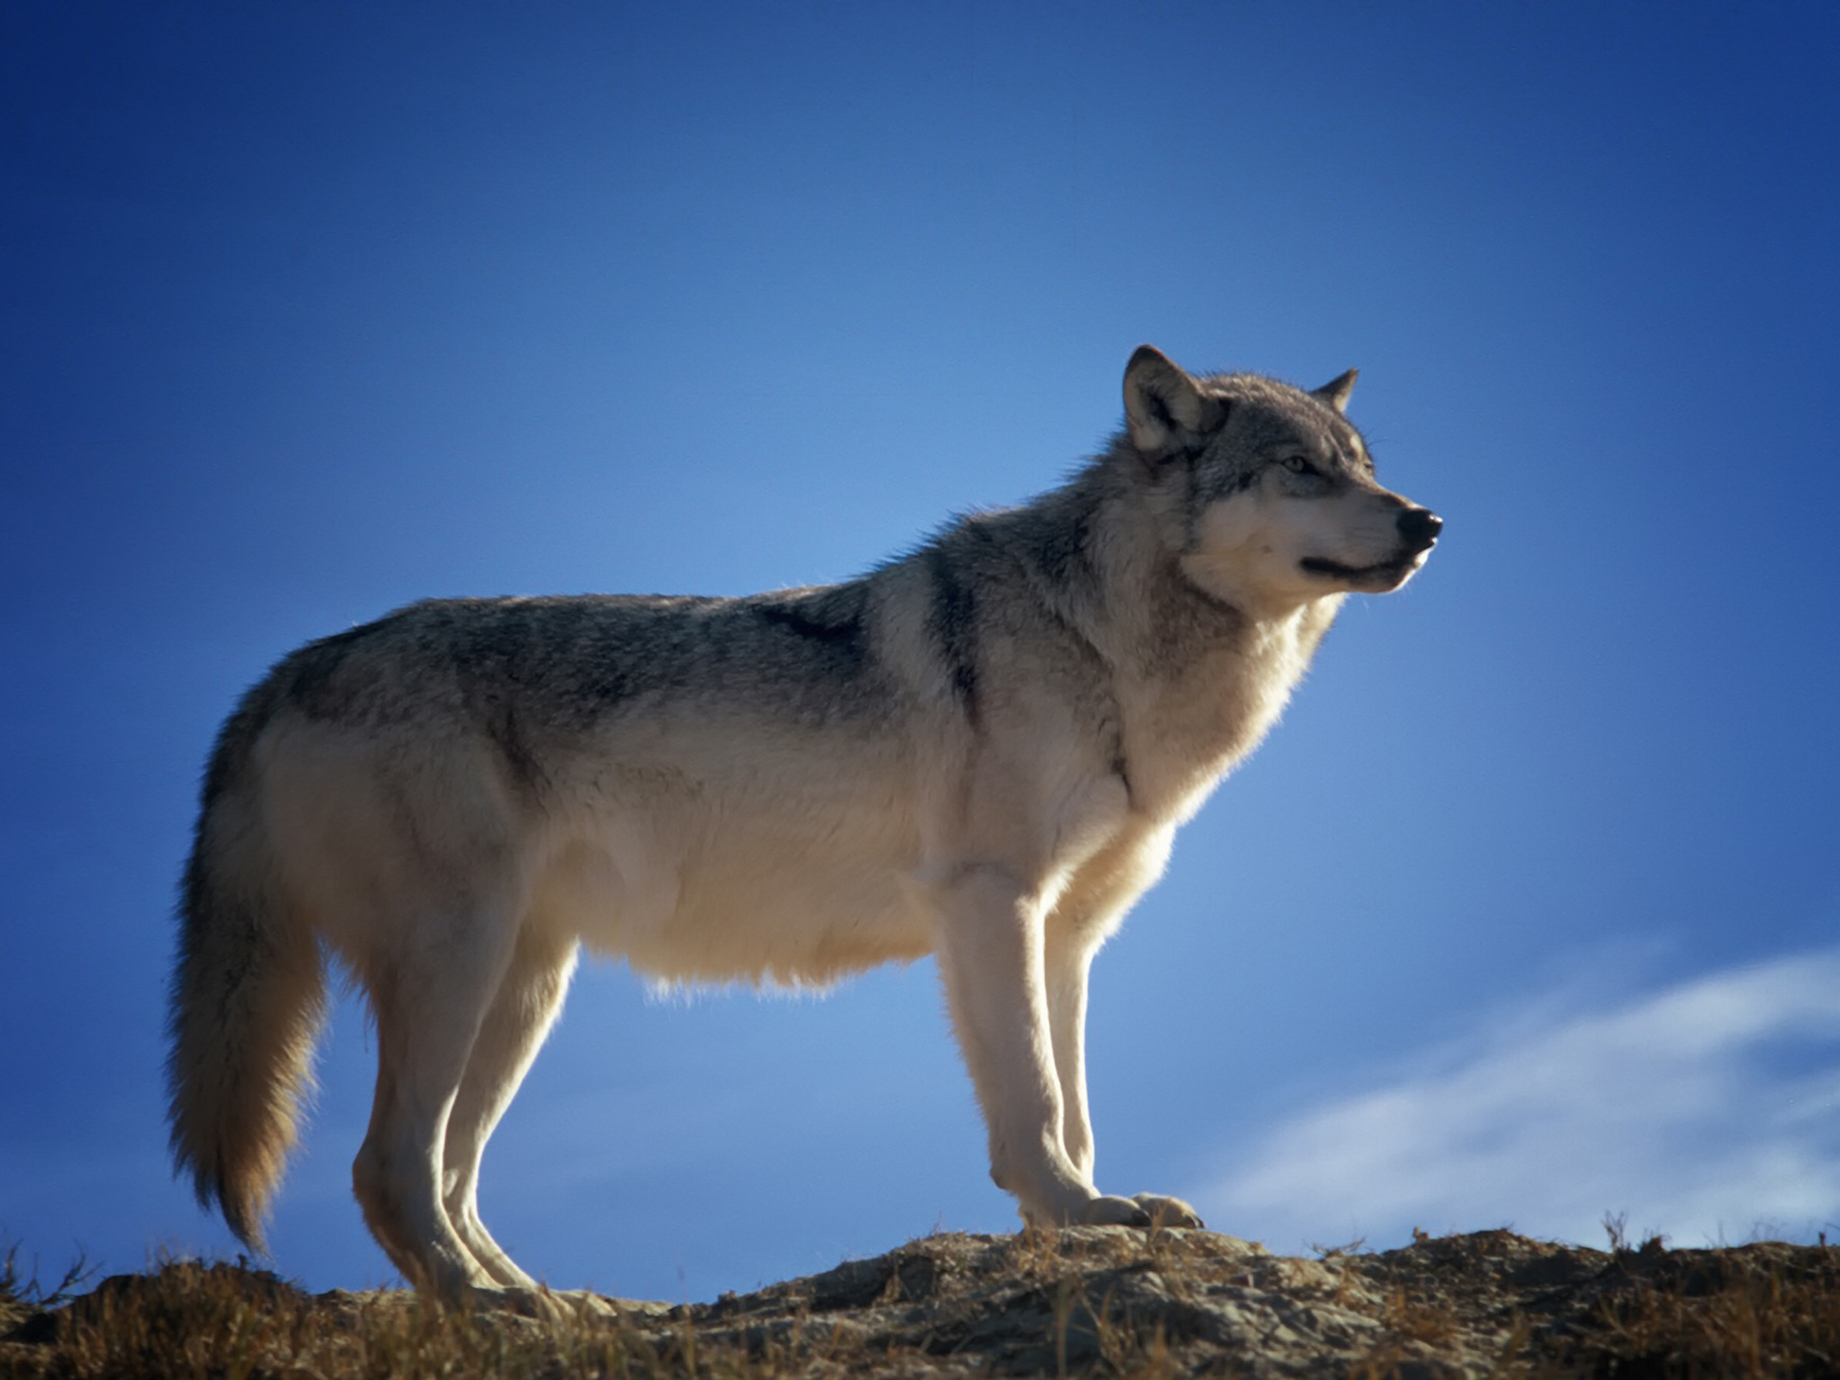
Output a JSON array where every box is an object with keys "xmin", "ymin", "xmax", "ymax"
[{"xmin": 4, "ymin": 2, "xmax": 1837, "ymax": 1303}]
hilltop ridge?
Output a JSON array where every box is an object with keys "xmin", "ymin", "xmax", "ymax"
[{"xmin": 6, "ymin": 1225, "xmax": 1838, "ymax": 1376}]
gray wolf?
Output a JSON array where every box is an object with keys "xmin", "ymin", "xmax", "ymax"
[{"xmin": 167, "ymin": 345, "xmax": 1440, "ymax": 1302}]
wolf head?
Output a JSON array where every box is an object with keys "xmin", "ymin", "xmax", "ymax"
[{"xmin": 1122, "ymin": 345, "xmax": 1440, "ymax": 616}]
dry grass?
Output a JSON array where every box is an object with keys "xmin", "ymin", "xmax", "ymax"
[
  {"xmin": 1579, "ymin": 1248, "xmax": 1840, "ymax": 1378},
  {"xmin": 0, "ymin": 1256, "xmax": 767, "ymax": 1380}
]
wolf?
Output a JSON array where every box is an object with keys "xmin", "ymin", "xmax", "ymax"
[{"xmin": 167, "ymin": 345, "xmax": 1439, "ymax": 1303}]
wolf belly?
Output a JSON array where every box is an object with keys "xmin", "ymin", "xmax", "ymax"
[{"xmin": 537, "ymin": 769, "xmax": 935, "ymax": 988}]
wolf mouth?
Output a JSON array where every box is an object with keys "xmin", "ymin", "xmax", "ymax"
[{"xmin": 1299, "ymin": 555, "xmax": 1415, "ymax": 583}]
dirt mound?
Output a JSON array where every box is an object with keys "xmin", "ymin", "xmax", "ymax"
[{"xmin": 6, "ymin": 1227, "xmax": 1837, "ymax": 1376}]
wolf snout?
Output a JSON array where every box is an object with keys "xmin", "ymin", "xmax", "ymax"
[{"xmin": 1396, "ymin": 507, "xmax": 1442, "ymax": 552}]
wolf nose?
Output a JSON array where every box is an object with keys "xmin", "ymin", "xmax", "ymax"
[{"xmin": 1397, "ymin": 508, "xmax": 1442, "ymax": 549}]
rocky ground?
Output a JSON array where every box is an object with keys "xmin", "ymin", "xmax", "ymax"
[{"xmin": 5, "ymin": 1225, "xmax": 1837, "ymax": 1377}]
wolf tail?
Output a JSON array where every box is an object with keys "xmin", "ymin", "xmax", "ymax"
[{"xmin": 165, "ymin": 689, "xmax": 328, "ymax": 1252}]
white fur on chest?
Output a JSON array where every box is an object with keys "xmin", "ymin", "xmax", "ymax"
[{"xmin": 1120, "ymin": 599, "xmax": 1337, "ymax": 826}]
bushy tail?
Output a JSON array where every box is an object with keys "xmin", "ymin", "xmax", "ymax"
[{"xmin": 166, "ymin": 715, "xmax": 327, "ymax": 1252}]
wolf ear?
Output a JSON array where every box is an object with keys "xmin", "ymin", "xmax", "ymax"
[
  {"xmin": 1124, "ymin": 345, "xmax": 1226, "ymax": 461},
  {"xmin": 1312, "ymin": 369, "xmax": 1358, "ymax": 415}
]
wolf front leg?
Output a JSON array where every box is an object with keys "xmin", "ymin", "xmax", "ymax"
[
  {"xmin": 929, "ymin": 864, "xmax": 1152, "ymax": 1227},
  {"xmin": 1040, "ymin": 909, "xmax": 1205, "ymax": 1230},
  {"xmin": 1034, "ymin": 829, "xmax": 1204, "ymax": 1230},
  {"xmin": 1042, "ymin": 922, "xmax": 1096, "ymax": 1184}
]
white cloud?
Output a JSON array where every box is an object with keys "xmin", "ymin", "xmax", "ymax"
[{"xmin": 1195, "ymin": 947, "xmax": 1840, "ymax": 1250}]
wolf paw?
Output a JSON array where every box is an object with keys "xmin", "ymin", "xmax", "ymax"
[
  {"xmin": 1130, "ymin": 1192, "xmax": 1205, "ymax": 1229},
  {"xmin": 1061, "ymin": 1194, "xmax": 1155, "ymax": 1228},
  {"xmin": 461, "ymin": 1284, "xmax": 569, "ymax": 1321},
  {"xmin": 1024, "ymin": 1191, "xmax": 1206, "ymax": 1230}
]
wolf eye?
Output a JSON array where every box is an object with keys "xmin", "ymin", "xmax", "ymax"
[{"xmin": 1280, "ymin": 455, "xmax": 1315, "ymax": 475}]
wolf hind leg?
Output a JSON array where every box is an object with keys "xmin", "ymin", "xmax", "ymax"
[
  {"xmin": 440, "ymin": 925, "xmax": 580, "ymax": 1289},
  {"xmin": 350, "ymin": 906, "xmax": 521, "ymax": 1297}
]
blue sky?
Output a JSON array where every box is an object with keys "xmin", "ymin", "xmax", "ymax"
[{"xmin": 4, "ymin": 2, "xmax": 1837, "ymax": 1302}]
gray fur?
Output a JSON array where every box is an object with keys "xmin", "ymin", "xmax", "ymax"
[{"xmin": 167, "ymin": 344, "xmax": 1439, "ymax": 1303}]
